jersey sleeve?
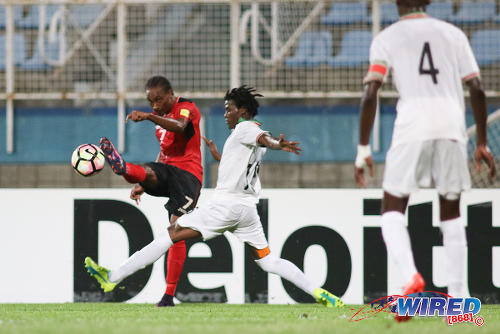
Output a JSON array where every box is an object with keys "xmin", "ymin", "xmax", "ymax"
[
  {"xmin": 363, "ymin": 34, "xmax": 391, "ymax": 84},
  {"xmin": 235, "ymin": 121, "xmax": 268, "ymax": 147},
  {"xmin": 457, "ymin": 31, "xmax": 480, "ymax": 82},
  {"xmin": 178, "ymin": 104, "xmax": 197, "ymax": 121}
]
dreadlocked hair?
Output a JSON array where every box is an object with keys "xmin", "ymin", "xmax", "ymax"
[
  {"xmin": 224, "ymin": 85, "xmax": 263, "ymax": 117},
  {"xmin": 145, "ymin": 75, "xmax": 172, "ymax": 93}
]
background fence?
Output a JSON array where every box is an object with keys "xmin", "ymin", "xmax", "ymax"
[{"xmin": 1, "ymin": 0, "xmax": 499, "ymax": 187}]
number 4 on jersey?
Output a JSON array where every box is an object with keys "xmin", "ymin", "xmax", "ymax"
[{"xmin": 419, "ymin": 42, "xmax": 439, "ymax": 84}]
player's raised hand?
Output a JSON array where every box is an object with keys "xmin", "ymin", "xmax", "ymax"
[
  {"xmin": 202, "ymin": 135, "xmax": 216, "ymax": 149},
  {"xmin": 202, "ymin": 135, "xmax": 221, "ymax": 161},
  {"xmin": 278, "ymin": 134, "xmax": 301, "ymax": 155},
  {"xmin": 126, "ymin": 110, "xmax": 149, "ymax": 123},
  {"xmin": 354, "ymin": 144, "xmax": 374, "ymax": 187},
  {"xmin": 474, "ymin": 144, "xmax": 496, "ymax": 179},
  {"xmin": 130, "ymin": 184, "xmax": 145, "ymax": 205}
]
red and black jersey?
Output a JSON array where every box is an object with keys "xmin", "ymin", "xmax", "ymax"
[{"xmin": 154, "ymin": 97, "xmax": 202, "ymax": 183}]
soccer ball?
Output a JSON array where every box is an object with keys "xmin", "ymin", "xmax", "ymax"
[{"xmin": 71, "ymin": 144, "xmax": 105, "ymax": 177}]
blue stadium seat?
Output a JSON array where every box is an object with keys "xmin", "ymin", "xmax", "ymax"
[
  {"xmin": 285, "ymin": 31, "xmax": 334, "ymax": 67},
  {"xmin": 365, "ymin": 2, "xmax": 399, "ymax": 25},
  {"xmin": 328, "ymin": 30, "xmax": 372, "ymax": 68},
  {"xmin": 494, "ymin": 13, "xmax": 500, "ymax": 23},
  {"xmin": 21, "ymin": 37, "xmax": 61, "ymax": 70},
  {"xmin": 16, "ymin": 5, "xmax": 62, "ymax": 29},
  {"xmin": 379, "ymin": 2, "xmax": 400, "ymax": 24},
  {"xmin": 471, "ymin": 30, "xmax": 500, "ymax": 66},
  {"xmin": 449, "ymin": 0, "xmax": 495, "ymax": 24},
  {"xmin": 308, "ymin": 31, "xmax": 335, "ymax": 66},
  {"xmin": 426, "ymin": 1, "xmax": 454, "ymax": 21},
  {"xmin": 0, "ymin": 6, "xmax": 24, "ymax": 29},
  {"xmin": 321, "ymin": 2, "xmax": 368, "ymax": 25},
  {"xmin": 0, "ymin": 34, "xmax": 27, "ymax": 70},
  {"xmin": 68, "ymin": 4, "xmax": 105, "ymax": 28}
]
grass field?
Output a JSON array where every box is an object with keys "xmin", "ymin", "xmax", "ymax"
[{"xmin": 0, "ymin": 303, "xmax": 499, "ymax": 334}]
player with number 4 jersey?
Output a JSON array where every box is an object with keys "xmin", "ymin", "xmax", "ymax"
[
  {"xmin": 99, "ymin": 75, "xmax": 202, "ymax": 307},
  {"xmin": 354, "ymin": 0, "xmax": 495, "ymax": 323},
  {"xmin": 364, "ymin": 5, "xmax": 479, "ymax": 146}
]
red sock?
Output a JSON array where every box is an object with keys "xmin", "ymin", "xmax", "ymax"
[
  {"xmin": 123, "ymin": 162, "xmax": 146, "ymax": 183},
  {"xmin": 165, "ymin": 240, "xmax": 187, "ymax": 295}
]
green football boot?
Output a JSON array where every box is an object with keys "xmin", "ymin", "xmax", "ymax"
[
  {"xmin": 84, "ymin": 257, "xmax": 117, "ymax": 293},
  {"xmin": 314, "ymin": 288, "xmax": 344, "ymax": 308}
]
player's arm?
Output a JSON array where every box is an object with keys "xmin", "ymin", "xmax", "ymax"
[
  {"xmin": 130, "ymin": 184, "xmax": 144, "ymax": 205},
  {"xmin": 258, "ymin": 133, "xmax": 301, "ymax": 155},
  {"xmin": 356, "ymin": 34, "xmax": 388, "ymax": 186},
  {"xmin": 355, "ymin": 81, "xmax": 381, "ymax": 186},
  {"xmin": 466, "ymin": 77, "xmax": 496, "ymax": 178},
  {"xmin": 202, "ymin": 136, "xmax": 221, "ymax": 161},
  {"xmin": 126, "ymin": 110, "xmax": 189, "ymax": 133}
]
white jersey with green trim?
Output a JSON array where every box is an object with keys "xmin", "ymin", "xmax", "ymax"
[
  {"xmin": 213, "ymin": 120, "xmax": 268, "ymax": 204},
  {"xmin": 364, "ymin": 13, "xmax": 480, "ymax": 147}
]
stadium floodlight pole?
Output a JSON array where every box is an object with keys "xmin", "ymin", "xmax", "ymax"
[
  {"xmin": 372, "ymin": 0, "xmax": 381, "ymax": 153},
  {"xmin": 5, "ymin": 3, "xmax": 14, "ymax": 154},
  {"xmin": 117, "ymin": 1, "xmax": 127, "ymax": 153}
]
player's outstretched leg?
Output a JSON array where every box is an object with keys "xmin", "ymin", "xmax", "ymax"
[
  {"xmin": 100, "ymin": 137, "xmax": 126, "ymax": 175},
  {"xmin": 254, "ymin": 252, "xmax": 344, "ymax": 308},
  {"xmin": 84, "ymin": 257, "xmax": 117, "ymax": 293},
  {"xmin": 313, "ymin": 288, "xmax": 344, "ymax": 308}
]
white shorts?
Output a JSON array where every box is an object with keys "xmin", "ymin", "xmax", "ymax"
[
  {"xmin": 176, "ymin": 198, "xmax": 269, "ymax": 249},
  {"xmin": 383, "ymin": 139, "xmax": 471, "ymax": 198}
]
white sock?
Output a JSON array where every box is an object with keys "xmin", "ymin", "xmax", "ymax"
[
  {"xmin": 109, "ymin": 231, "xmax": 174, "ymax": 283},
  {"xmin": 441, "ymin": 217, "xmax": 468, "ymax": 297},
  {"xmin": 381, "ymin": 211, "xmax": 418, "ymax": 283},
  {"xmin": 255, "ymin": 254, "xmax": 316, "ymax": 297}
]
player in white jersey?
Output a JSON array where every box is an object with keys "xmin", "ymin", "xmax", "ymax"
[
  {"xmin": 354, "ymin": 0, "xmax": 495, "ymax": 321},
  {"xmin": 85, "ymin": 86, "xmax": 343, "ymax": 308}
]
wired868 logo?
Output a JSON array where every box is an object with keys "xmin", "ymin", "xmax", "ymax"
[
  {"xmin": 351, "ymin": 292, "xmax": 485, "ymax": 326},
  {"xmin": 397, "ymin": 294, "xmax": 484, "ymax": 326}
]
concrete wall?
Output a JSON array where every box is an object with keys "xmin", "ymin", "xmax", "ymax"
[
  {"xmin": 0, "ymin": 161, "xmax": 384, "ymax": 189},
  {"xmin": 0, "ymin": 102, "xmax": 496, "ymax": 188}
]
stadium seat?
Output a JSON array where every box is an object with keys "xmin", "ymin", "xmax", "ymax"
[
  {"xmin": 379, "ymin": 2, "xmax": 400, "ymax": 24},
  {"xmin": 321, "ymin": 2, "xmax": 368, "ymax": 25},
  {"xmin": 494, "ymin": 13, "xmax": 500, "ymax": 23},
  {"xmin": 0, "ymin": 33, "xmax": 27, "ymax": 70},
  {"xmin": 426, "ymin": 1, "xmax": 454, "ymax": 21},
  {"xmin": 470, "ymin": 29, "xmax": 500, "ymax": 66},
  {"xmin": 308, "ymin": 31, "xmax": 335, "ymax": 66},
  {"xmin": 0, "ymin": 6, "xmax": 24, "ymax": 29},
  {"xmin": 365, "ymin": 2, "xmax": 399, "ymax": 25},
  {"xmin": 68, "ymin": 4, "xmax": 106, "ymax": 28},
  {"xmin": 285, "ymin": 31, "xmax": 334, "ymax": 67},
  {"xmin": 16, "ymin": 5, "xmax": 62, "ymax": 29},
  {"xmin": 449, "ymin": 0, "xmax": 496, "ymax": 24},
  {"xmin": 20, "ymin": 37, "xmax": 61, "ymax": 70},
  {"xmin": 328, "ymin": 30, "xmax": 372, "ymax": 68}
]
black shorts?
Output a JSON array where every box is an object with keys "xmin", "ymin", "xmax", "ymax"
[{"xmin": 141, "ymin": 162, "xmax": 201, "ymax": 217}]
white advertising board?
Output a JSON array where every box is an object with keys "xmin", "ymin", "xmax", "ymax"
[{"xmin": 0, "ymin": 188, "xmax": 498, "ymax": 304}]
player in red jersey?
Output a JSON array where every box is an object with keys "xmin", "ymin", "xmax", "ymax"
[{"xmin": 99, "ymin": 75, "xmax": 202, "ymax": 307}]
